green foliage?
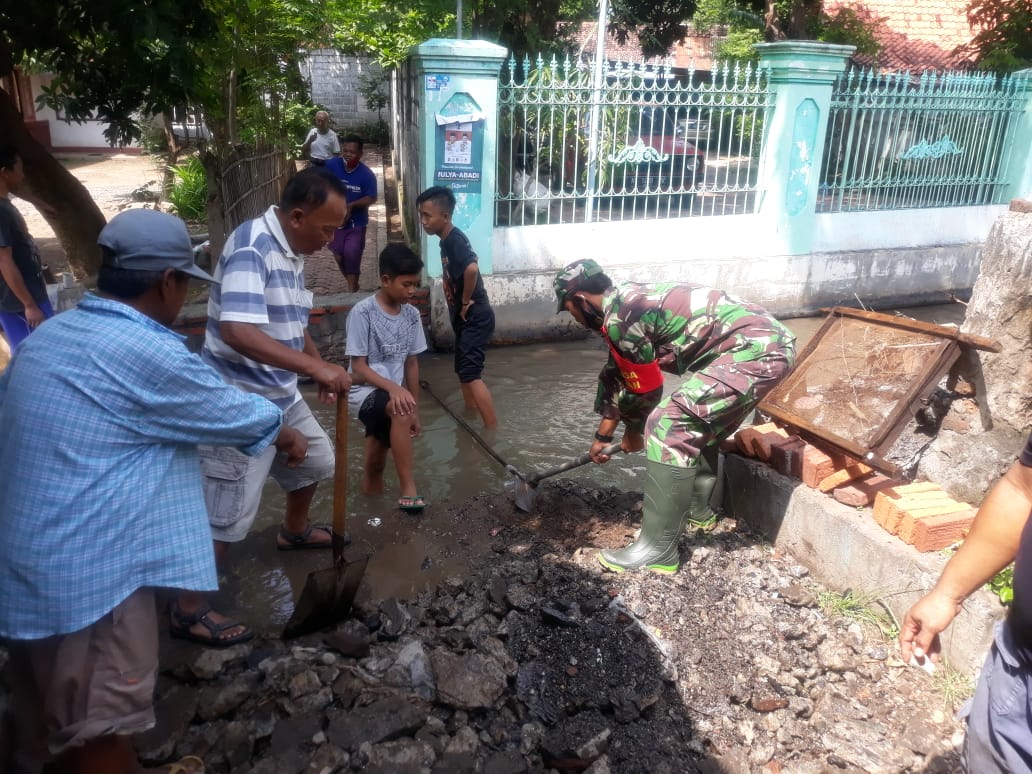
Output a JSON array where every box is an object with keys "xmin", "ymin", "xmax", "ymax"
[
  {"xmin": 695, "ymin": 0, "xmax": 882, "ymax": 61},
  {"xmin": 931, "ymin": 660, "xmax": 975, "ymax": 711},
  {"xmin": 961, "ymin": 0, "xmax": 1032, "ymax": 71},
  {"xmin": 350, "ymin": 119, "xmax": 391, "ymax": 146},
  {"xmin": 3, "ymin": 0, "xmax": 336, "ymax": 148},
  {"xmin": 609, "ymin": 0, "xmax": 699, "ymax": 59},
  {"xmin": 819, "ymin": 7, "xmax": 882, "ymax": 58},
  {"xmin": 329, "ymin": 0, "xmax": 452, "ymax": 66},
  {"xmin": 358, "ymin": 72, "xmax": 389, "ymax": 119},
  {"xmin": 989, "ymin": 564, "xmax": 1015, "ymax": 606},
  {"xmin": 4, "ymin": 2, "xmax": 218, "ymax": 147},
  {"xmin": 817, "ymin": 588, "xmax": 900, "ymax": 639},
  {"xmin": 167, "ymin": 156, "xmax": 208, "ymax": 222},
  {"xmin": 714, "ymin": 28, "xmax": 764, "ymax": 62}
]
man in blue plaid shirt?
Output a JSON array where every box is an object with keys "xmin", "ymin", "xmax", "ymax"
[{"xmin": 0, "ymin": 209, "xmax": 306, "ymax": 774}]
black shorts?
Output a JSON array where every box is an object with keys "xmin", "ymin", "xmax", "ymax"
[
  {"xmin": 453, "ymin": 304, "xmax": 495, "ymax": 383},
  {"xmin": 358, "ymin": 389, "xmax": 392, "ymax": 447}
]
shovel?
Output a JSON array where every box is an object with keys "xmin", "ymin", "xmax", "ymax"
[
  {"xmin": 513, "ymin": 444, "xmax": 621, "ymax": 512},
  {"xmin": 282, "ymin": 398, "xmax": 368, "ymax": 639},
  {"xmin": 419, "ymin": 379, "xmax": 522, "ymax": 481}
]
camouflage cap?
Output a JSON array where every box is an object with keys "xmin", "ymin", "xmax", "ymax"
[{"xmin": 553, "ymin": 258, "xmax": 605, "ymax": 313}]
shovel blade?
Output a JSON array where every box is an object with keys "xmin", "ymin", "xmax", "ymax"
[
  {"xmin": 513, "ymin": 478, "xmax": 537, "ymax": 512},
  {"xmin": 282, "ymin": 556, "xmax": 368, "ymax": 640}
]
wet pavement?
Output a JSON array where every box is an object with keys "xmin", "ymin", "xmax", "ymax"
[{"xmin": 217, "ymin": 302, "xmax": 967, "ymax": 636}]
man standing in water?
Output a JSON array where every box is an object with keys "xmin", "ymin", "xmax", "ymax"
[
  {"xmin": 554, "ymin": 259, "xmax": 796, "ymax": 574},
  {"xmin": 172, "ymin": 167, "xmax": 352, "ymax": 646}
]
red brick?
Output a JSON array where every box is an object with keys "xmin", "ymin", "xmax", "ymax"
[
  {"xmin": 770, "ymin": 437, "xmax": 806, "ymax": 478},
  {"xmin": 832, "ymin": 474, "xmax": 896, "ymax": 507},
  {"xmin": 882, "ymin": 481, "xmax": 942, "ymax": 500},
  {"xmin": 817, "ymin": 462, "xmax": 872, "ymax": 493},
  {"xmin": 897, "ymin": 501, "xmax": 971, "ymax": 544},
  {"xmin": 734, "ymin": 422, "xmax": 780, "ymax": 458},
  {"xmin": 801, "ymin": 445, "xmax": 848, "ymax": 489},
  {"xmin": 754, "ymin": 428, "xmax": 790, "ymax": 462},
  {"xmin": 874, "ymin": 490, "xmax": 952, "ymax": 534},
  {"xmin": 913, "ymin": 510, "xmax": 977, "ymax": 552}
]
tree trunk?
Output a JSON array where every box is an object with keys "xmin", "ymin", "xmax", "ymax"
[
  {"xmin": 0, "ymin": 87, "xmax": 106, "ymax": 277},
  {"xmin": 918, "ymin": 206, "xmax": 1032, "ymax": 503}
]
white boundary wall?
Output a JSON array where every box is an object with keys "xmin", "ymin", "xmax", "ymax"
[{"xmin": 424, "ymin": 204, "xmax": 1002, "ymax": 346}]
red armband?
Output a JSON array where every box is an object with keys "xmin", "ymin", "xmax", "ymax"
[{"xmin": 604, "ymin": 336, "xmax": 664, "ymax": 394}]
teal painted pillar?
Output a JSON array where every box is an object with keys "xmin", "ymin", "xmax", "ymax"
[
  {"xmin": 410, "ymin": 38, "xmax": 508, "ymax": 278},
  {"xmin": 1004, "ymin": 70, "xmax": 1032, "ymax": 202},
  {"xmin": 754, "ymin": 42, "xmax": 854, "ymax": 255}
]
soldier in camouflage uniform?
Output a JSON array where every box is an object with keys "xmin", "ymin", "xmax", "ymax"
[{"xmin": 554, "ymin": 259, "xmax": 796, "ymax": 574}]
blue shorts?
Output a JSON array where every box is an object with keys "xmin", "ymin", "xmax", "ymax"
[
  {"xmin": 962, "ymin": 619, "xmax": 1032, "ymax": 773},
  {"xmin": 0, "ymin": 299, "xmax": 55, "ymax": 351},
  {"xmin": 453, "ymin": 304, "xmax": 494, "ymax": 383}
]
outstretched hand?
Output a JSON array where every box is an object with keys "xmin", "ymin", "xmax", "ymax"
[{"xmin": 898, "ymin": 589, "xmax": 961, "ymax": 664}]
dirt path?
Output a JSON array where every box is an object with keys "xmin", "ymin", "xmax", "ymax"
[{"xmin": 14, "ymin": 153, "xmax": 164, "ymax": 275}]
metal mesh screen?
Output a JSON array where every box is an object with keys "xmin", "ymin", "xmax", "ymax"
[{"xmin": 760, "ymin": 309, "xmax": 962, "ymax": 470}]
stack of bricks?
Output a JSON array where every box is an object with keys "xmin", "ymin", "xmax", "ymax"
[{"xmin": 728, "ymin": 422, "xmax": 976, "ymax": 552}]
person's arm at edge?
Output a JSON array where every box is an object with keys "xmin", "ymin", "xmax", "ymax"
[
  {"xmin": 899, "ymin": 459, "xmax": 1032, "ymax": 662},
  {"xmin": 0, "ymin": 245, "xmax": 42, "ymax": 326}
]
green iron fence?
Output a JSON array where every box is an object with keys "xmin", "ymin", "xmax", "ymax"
[
  {"xmin": 818, "ymin": 69, "xmax": 1028, "ymax": 212},
  {"xmin": 496, "ymin": 56, "xmax": 773, "ymax": 225}
]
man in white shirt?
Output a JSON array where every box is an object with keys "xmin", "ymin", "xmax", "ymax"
[{"xmin": 301, "ymin": 110, "xmax": 341, "ymax": 166}]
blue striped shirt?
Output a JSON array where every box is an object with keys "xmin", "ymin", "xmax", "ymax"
[
  {"xmin": 202, "ymin": 206, "xmax": 312, "ymax": 409},
  {"xmin": 0, "ymin": 294, "xmax": 283, "ymax": 639}
]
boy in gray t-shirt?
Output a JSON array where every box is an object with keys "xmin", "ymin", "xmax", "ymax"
[{"xmin": 346, "ymin": 245, "xmax": 428, "ymax": 511}]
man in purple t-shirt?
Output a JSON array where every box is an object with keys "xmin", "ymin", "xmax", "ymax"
[
  {"xmin": 900, "ymin": 433, "xmax": 1032, "ymax": 771},
  {"xmin": 325, "ymin": 135, "xmax": 377, "ymax": 293}
]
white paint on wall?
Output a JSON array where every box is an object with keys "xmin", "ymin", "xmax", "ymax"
[
  {"xmin": 812, "ymin": 205, "xmax": 1005, "ymax": 252},
  {"xmin": 31, "ymin": 74, "xmax": 137, "ymax": 150}
]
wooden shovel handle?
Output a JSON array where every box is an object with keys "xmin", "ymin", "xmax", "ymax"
[{"xmin": 332, "ymin": 397, "xmax": 348, "ymax": 565}]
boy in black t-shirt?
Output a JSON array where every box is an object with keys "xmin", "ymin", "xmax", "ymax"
[{"xmin": 416, "ymin": 186, "xmax": 497, "ymax": 428}]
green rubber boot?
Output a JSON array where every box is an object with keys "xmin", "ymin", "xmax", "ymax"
[
  {"xmin": 687, "ymin": 449, "xmax": 718, "ymax": 531},
  {"xmin": 598, "ymin": 460, "xmax": 696, "ymax": 574}
]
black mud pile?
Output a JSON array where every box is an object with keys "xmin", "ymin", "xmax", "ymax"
[{"xmin": 0, "ymin": 481, "xmax": 966, "ymax": 773}]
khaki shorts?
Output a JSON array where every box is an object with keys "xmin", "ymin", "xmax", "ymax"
[
  {"xmin": 4, "ymin": 588, "xmax": 158, "ymax": 772},
  {"xmin": 200, "ymin": 397, "xmax": 335, "ymax": 542}
]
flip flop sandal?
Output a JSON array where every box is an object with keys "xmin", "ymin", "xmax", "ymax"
[
  {"xmin": 166, "ymin": 755, "xmax": 206, "ymax": 773},
  {"xmin": 398, "ymin": 495, "xmax": 427, "ymax": 513},
  {"xmin": 169, "ymin": 604, "xmax": 254, "ymax": 648},
  {"xmin": 277, "ymin": 523, "xmax": 350, "ymax": 550}
]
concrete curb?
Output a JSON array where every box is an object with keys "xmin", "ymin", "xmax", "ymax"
[{"xmin": 723, "ymin": 453, "xmax": 1002, "ymax": 675}]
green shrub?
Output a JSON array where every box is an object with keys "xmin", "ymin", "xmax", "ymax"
[
  {"xmin": 990, "ymin": 564, "xmax": 1014, "ymax": 605},
  {"xmin": 167, "ymin": 156, "xmax": 207, "ymax": 222}
]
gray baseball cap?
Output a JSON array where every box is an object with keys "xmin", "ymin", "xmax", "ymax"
[{"xmin": 98, "ymin": 209, "xmax": 216, "ymax": 283}]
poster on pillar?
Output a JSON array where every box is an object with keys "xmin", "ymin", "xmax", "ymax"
[{"xmin": 434, "ymin": 92, "xmax": 485, "ymax": 194}]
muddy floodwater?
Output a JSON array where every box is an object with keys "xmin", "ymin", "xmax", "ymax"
[{"xmin": 217, "ymin": 303, "xmax": 966, "ymax": 634}]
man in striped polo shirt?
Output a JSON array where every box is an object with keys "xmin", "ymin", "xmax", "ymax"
[{"xmin": 172, "ymin": 167, "xmax": 352, "ymax": 646}]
